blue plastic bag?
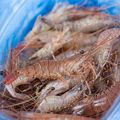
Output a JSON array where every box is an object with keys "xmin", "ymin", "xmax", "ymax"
[
  {"xmin": 0, "ymin": 0, "xmax": 120, "ymax": 119},
  {"xmin": 102, "ymin": 96, "xmax": 120, "ymax": 120}
]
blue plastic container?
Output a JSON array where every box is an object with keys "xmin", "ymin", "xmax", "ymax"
[{"xmin": 0, "ymin": 0, "xmax": 120, "ymax": 119}]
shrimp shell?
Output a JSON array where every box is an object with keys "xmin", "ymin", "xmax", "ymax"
[
  {"xmin": 38, "ymin": 74, "xmax": 91, "ymax": 104},
  {"xmin": 29, "ymin": 29, "xmax": 71, "ymax": 60},
  {"xmin": 41, "ymin": 14, "xmax": 115, "ymax": 32},
  {"xmin": 37, "ymin": 83, "xmax": 87, "ymax": 113},
  {"xmin": 94, "ymin": 28, "xmax": 120, "ymax": 69},
  {"xmin": 29, "ymin": 31, "xmax": 98, "ymax": 60}
]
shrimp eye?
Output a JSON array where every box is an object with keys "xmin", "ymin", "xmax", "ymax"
[
  {"xmin": 51, "ymin": 87, "xmax": 55, "ymax": 90},
  {"xmin": 37, "ymin": 39, "xmax": 41, "ymax": 42},
  {"xmin": 80, "ymin": 50, "xmax": 85, "ymax": 54},
  {"xmin": 15, "ymin": 70, "xmax": 19, "ymax": 74}
]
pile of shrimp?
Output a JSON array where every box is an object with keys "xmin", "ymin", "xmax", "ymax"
[{"xmin": 0, "ymin": 3, "xmax": 120, "ymax": 120}]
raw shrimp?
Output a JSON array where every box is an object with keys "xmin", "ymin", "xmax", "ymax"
[
  {"xmin": 37, "ymin": 83, "xmax": 87, "ymax": 113},
  {"xmin": 94, "ymin": 28, "xmax": 120, "ymax": 70},
  {"xmin": 40, "ymin": 14, "xmax": 115, "ymax": 32},
  {"xmin": 4, "ymin": 53, "xmax": 93, "ymax": 100},
  {"xmin": 29, "ymin": 31, "xmax": 99, "ymax": 60},
  {"xmin": 46, "ymin": 3, "xmax": 78, "ymax": 23},
  {"xmin": 46, "ymin": 3, "xmax": 106, "ymax": 23},
  {"xmin": 38, "ymin": 74, "xmax": 91, "ymax": 103},
  {"xmin": 29, "ymin": 29, "xmax": 71, "ymax": 60},
  {"xmin": 25, "ymin": 3, "xmax": 78, "ymax": 41}
]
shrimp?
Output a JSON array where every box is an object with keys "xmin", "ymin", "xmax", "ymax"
[
  {"xmin": 37, "ymin": 83, "xmax": 87, "ymax": 113},
  {"xmin": 24, "ymin": 3, "xmax": 79, "ymax": 41},
  {"xmin": 94, "ymin": 28, "xmax": 120, "ymax": 75},
  {"xmin": 46, "ymin": 3, "xmax": 108, "ymax": 23},
  {"xmin": 38, "ymin": 74, "xmax": 91, "ymax": 103},
  {"xmin": 4, "ymin": 52, "xmax": 93, "ymax": 100},
  {"xmin": 46, "ymin": 3, "xmax": 78, "ymax": 23},
  {"xmin": 29, "ymin": 30, "xmax": 99, "ymax": 60},
  {"xmin": 40, "ymin": 14, "xmax": 115, "ymax": 32},
  {"xmin": 29, "ymin": 29, "xmax": 71, "ymax": 60},
  {"xmin": 38, "ymin": 80, "xmax": 70, "ymax": 103}
]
